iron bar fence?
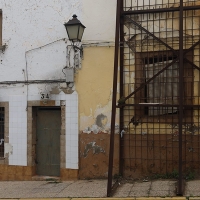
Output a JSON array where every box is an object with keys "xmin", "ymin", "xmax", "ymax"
[{"xmin": 107, "ymin": 0, "xmax": 200, "ymax": 196}]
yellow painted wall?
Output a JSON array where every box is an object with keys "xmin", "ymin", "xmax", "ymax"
[{"xmin": 75, "ymin": 46, "xmax": 119, "ymax": 133}]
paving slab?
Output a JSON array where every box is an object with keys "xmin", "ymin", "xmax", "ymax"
[
  {"xmin": 185, "ymin": 180, "xmax": 200, "ymax": 197},
  {"xmin": 149, "ymin": 180, "xmax": 176, "ymax": 197},
  {"xmin": 55, "ymin": 180, "xmax": 107, "ymax": 198},
  {"xmin": 0, "ymin": 179, "xmax": 199, "ymax": 198},
  {"xmin": 130, "ymin": 181, "xmax": 151, "ymax": 197},
  {"xmin": 114, "ymin": 180, "xmax": 180, "ymax": 198},
  {"xmin": 22, "ymin": 198, "xmax": 187, "ymax": 200},
  {"xmin": 72, "ymin": 199, "xmax": 135, "ymax": 200},
  {"xmin": 136, "ymin": 198, "xmax": 186, "ymax": 200},
  {"xmin": 0, "ymin": 181, "xmax": 75, "ymax": 198},
  {"xmin": 113, "ymin": 183, "xmax": 134, "ymax": 197},
  {"xmin": 22, "ymin": 199, "xmax": 71, "ymax": 200}
]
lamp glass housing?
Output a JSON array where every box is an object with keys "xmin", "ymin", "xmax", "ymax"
[
  {"xmin": 78, "ymin": 26, "xmax": 85, "ymax": 41},
  {"xmin": 64, "ymin": 15, "xmax": 85, "ymax": 42}
]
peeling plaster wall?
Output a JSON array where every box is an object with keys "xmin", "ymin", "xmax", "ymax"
[
  {"xmin": 0, "ymin": 0, "xmax": 117, "ymax": 122},
  {"xmin": 0, "ymin": 0, "xmax": 116, "ymax": 96},
  {"xmin": 77, "ymin": 46, "xmax": 119, "ymax": 178},
  {"xmin": 0, "ymin": 0, "xmax": 83, "ymax": 95},
  {"xmin": 0, "ymin": 0, "xmax": 118, "ymax": 177},
  {"xmin": 79, "ymin": 133, "xmax": 119, "ymax": 179},
  {"xmin": 76, "ymin": 47, "xmax": 119, "ymax": 134},
  {"xmin": 0, "ymin": 0, "xmax": 117, "ymax": 123}
]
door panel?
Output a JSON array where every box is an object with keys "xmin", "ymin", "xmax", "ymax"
[{"xmin": 36, "ymin": 107, "xmax": 61, "ymax": 176}]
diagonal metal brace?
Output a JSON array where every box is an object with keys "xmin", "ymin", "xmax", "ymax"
[
  {"xmin": 125, "ymin": 58, "xmax": 179, "ymax": 101},
  {"xmin": 124, "ymin": 39, "xmax": 200, "ymax": 101},
  {"xmin": 184, "ymin": 58, "xmax": 200, "ymax": 71},
  {"xmin": 124, "ymin": 16, "xmax": 177, "ymax": 55}
]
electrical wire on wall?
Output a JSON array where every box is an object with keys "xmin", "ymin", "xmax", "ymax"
[
  {"xmin": 0, "ymin": 79, "xmax": 66, "ymax": 85},
  {"xmin": 23, "ymin": 38, "xmax": 66, "ymax": 108},
  {"xmin": 82, "ymin": 41, "xmax": 115, "ymax": 48},
  {"xmin": 8, "ymin": 38, "xmax": 116, "ymax": 107}
]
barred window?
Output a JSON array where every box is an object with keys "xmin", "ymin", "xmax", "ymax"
[
  {"xmin": 135, "ymin": 51, "xmax": 193, "ymax": 120},
  {"xmin": 145, "ymin": 58, "xmax": 179, "ymax": 116}
]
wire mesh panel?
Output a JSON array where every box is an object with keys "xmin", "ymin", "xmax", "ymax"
[
  {"xmin": 120, "ymin": 0, "xmax": 200, "ymax": 179},
  {"xmin": 0, "ymin": 107, "xmax": 4, "ymax": 157}
]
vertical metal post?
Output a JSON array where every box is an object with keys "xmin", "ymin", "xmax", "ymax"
[
  {"xmin": 178, "ymin": 0, "xmax": 183, "ymax": 196},
  {"xmin": 119, "ymin": 0, "xmax": 124, "ymax": 176},
  {"xmin": 107, "ymin": 0, "xmax": 121, "ymax": 197}
]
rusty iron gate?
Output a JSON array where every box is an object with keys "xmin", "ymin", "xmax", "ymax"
[{"xmin": 107, "ymin": 0, "xmax": 200, "ymax": 196}]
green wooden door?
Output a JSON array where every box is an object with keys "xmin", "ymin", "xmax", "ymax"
[{"xmin": 36, "ymin": 107, "xmax": 61, "ymax": 176}]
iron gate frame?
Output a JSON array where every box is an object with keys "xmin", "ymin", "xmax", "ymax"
[{"xmin": 107, "ymin": 0, "xmax": 200, "ymax": 197}]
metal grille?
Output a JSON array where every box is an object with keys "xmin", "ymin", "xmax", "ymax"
[
  {"xmin": 107, "ymin": 0, "xmax": 200, "ymax": 196},
  {"xmin": 0, "ymin": 107, "xmax": 4, "ymax": 157}
]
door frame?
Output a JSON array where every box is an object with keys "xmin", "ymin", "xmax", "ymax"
[
  {"xmin": 27, "ymin": 102, "xmax": 66, "ymax": 177},
  {"xmin": 27, "ymin": 92, "xmax": 79, "ymax": 180}
]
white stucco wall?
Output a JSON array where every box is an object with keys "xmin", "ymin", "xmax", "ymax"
[
  {"xmin": 0, "ymin": 0, "xmax": 116, "ymax": 95},
  {"xmin": 82, "ymin": 0, "xmax": 116, "ymax": 42},
  {"xmin": 0, "ymin": 0, "xmax": 83, "ymax": 95},
  {"xmin": 0, "ymin": 0, "xmax": 116, "ymax": 167}
]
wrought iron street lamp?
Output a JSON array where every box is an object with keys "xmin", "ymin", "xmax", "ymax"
[
  {"xmin": 63, "ymin": 14, "xmax": 86, "ymax": 87},
  {"xmin": 64, "ymin": 14, "xmax": 86, "ymax": 42}
]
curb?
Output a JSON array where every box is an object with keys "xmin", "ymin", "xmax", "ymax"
[{"xmin": 0, "ymin": 197, "xmax": 189, "ymax": 200}]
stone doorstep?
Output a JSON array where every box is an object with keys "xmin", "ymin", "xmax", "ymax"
[{"xmin": 32, "ymin": 175, "xmax": 61, "ymax": 182}]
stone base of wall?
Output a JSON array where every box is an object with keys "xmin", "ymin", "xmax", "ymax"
[
  {"xmin": 60, "ymin": 169, "xmax": 78, "ymax": 180},
  {"xmin": 0, "ymin": 165, "xmax": 78, "ymax": 181},
  {"xmin": 0, "ymin": 165, "xmax": 34, "ymax": 180}
]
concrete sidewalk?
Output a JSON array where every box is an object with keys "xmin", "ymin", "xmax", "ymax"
[{"xmin": 0, "ymin": 179, "xmax": 199, "ymax": 199}]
